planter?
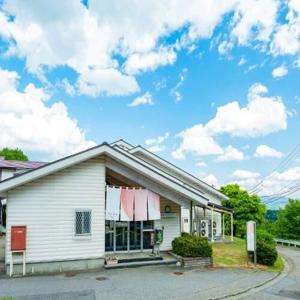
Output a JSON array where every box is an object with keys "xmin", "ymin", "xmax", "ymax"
[
  {"xmin": 180, "ymin": 256, "xmax": 212, "ymax": 268},
  {"xmin": 106, "ymin": 257, "xmax": 118, "ymax": 266},
  {"xmin": 169, "ymin": 252, "xmax": 212, "ymax": 268}
]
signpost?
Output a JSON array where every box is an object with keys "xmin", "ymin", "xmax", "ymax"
[{"xmin": 246, "ymin": 221, "xmax": 256, "ymax": 265}]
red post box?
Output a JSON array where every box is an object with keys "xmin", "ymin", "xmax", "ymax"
[{"xmin": 11, "ymin": 226, "xmax": 26, "ymax": 251}]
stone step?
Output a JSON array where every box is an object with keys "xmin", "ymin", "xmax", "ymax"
[
  {"xmin": 117, "ymin": 256, "xmax": 163, "ymax": 264},
  {"xmin": 104, "ymin": 258, "xmax": 177, "ymax": 270}
]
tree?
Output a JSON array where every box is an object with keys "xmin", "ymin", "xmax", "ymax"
[
  {"xmin": 0, "ymin": 148, "xmax": 28, "ymax": 161},
  {"xmin": 274, "ymin": 199, "xmax": 300, "ymax": 240},
  {"xmin": 220, "ymin": 184, "xmax": 267, "ymax": 238}
]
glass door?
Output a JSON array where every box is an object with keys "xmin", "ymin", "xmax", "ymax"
[
  {"xmin": 105, "ymin": 220, "xmax": 154, "ymax": 252},
  {"xmin": 115, "ymin": 221, "xmax": 128, "ymax": 251},
  {"xmin": 129, "ymin": 221, "xmax": 141, "ymax": 250}
]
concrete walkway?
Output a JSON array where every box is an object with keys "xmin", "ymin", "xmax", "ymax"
[{"xmin": 0, "ymin": 263, "xmax": 277, "ymax": 300}]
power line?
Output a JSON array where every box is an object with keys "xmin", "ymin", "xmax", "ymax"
[{"xmin": 248, "ymin": 143, "xmax": 300, "ymax": 194}]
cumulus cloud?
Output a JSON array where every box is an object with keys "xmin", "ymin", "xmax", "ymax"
[
  {"xmin": 124, "ymin": 46, "xmax": 176, "ymax": 75},
  {"xmin": 217, "ymin": 145, "xmax": 244, "ymax": 161},
  {"xmin": 230, "ymin": 0, "xmax": 279, "ymax": 45},
  {"xmin": 145, "ymin": 132, "xmax": 169, "ymax": 153},
  {"xmin": 254, "ymin": 144, "xmax": 283, "ymax": 158},
  {"xmin": 173, "ymin": 83, "xmax": 287, "ymax": 158},
  {"xmin": 0, "ymin": 68, "xmax": 95, "ymax": 157},
  {"xmin": 204, "ymin": 174, "xmax": 220, "ymax": 188},
  {"xmin": 272, "ymin": 66, "xmax": 288, "ymax": 78},
  {"xmin": 128, "ymin": 92, "xmax": 154, "ymax": 107},
  {"xmin": 270, "ymin": 0, "xmax": 300, "ymax": 56}
]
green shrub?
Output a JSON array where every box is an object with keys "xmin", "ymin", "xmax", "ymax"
[
  {"xmin": 256, "ymin": 240, "xmax": 278, "ymax": 266},
  {"xmin": 257, "ymin": 229, "xmax": 275, "ymax": 246},
  {"xmin": 172, "ymin": 233, "xmax": 212, "ymax": 257}
]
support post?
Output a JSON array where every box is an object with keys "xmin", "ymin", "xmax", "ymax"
[
  {"xmin": 211, "ymin": 207, "xmax": 214, "ymax": 242},
  {"xmin": 230, "ymin": 213, "xmax": 233, "ymax": 241},
  {"xmin": 222, "ymin": 213, "xmax": 225, "ymax": 240},
  {"xmin": 190, "ymin": 201, "xmax": 193, "ymax": 234}
]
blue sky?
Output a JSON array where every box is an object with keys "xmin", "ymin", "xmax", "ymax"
[{"xmin": 0, "ymin": 0, "xmax": 300, "ymax": 204}]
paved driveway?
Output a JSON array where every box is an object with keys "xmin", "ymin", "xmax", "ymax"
[
  {"xmin": 240, "ymin": 246, "xmax": 300, "ymax": 300},
  {"xmin": 0, "ymin": 263, "xmax": 276, "ymax": 300}
]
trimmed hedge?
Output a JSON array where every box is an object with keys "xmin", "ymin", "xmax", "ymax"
[{"xmin": 172, "ymin": 233, "xmax": 212, "ymax": 258}]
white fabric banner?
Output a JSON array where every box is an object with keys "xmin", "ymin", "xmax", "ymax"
[
  {"xmin": 105, "ymin": 187, "xmax": 121, "ymax": 221},
  {"xmin": 148, "ymin": 190, "xmax": 161, "ymax": 220}
]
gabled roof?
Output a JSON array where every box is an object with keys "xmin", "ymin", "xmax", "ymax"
[
  {"xmin": 0, "ymin": 142, "xmax": 209, "ymax": 206},
  {"xmin": 124, "ymin": 144, "xmax": 228, "ymax": 201}
]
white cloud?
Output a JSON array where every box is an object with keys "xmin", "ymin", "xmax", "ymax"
[
  {"xmin": 272, "ymin": 66, "xmax": 288, "ymax": 78},
  {"xmin": 128, "ymin": 92, "xmax": 154, "ymax": 107},
  {"xmin": 238, "ymin": 57, "xmax": 247, "ymax": 66},
  {"xmin": 170, "ymin": 68, "xmax": 188, "ymax": 103},
  {"xmin": 231, "ymin": 0, "xmax": 279, "ymax": 45},
  {"xmin": 254, "ymin": 144, "xmax": 283, "ymax": 158},
  {"xmin": 0, "ymin": 0, "xmax": 240, "ymax": 96},
  {"xmin": 172, "ymin": 124, "xmax": 223, "ymax": 159},
  {"xmin": 124, "ymin": 46, "xmax": 176, "ymax": 75},
  {"xmin": 218, "ymin": 40, "xmax": 234, "ymax": 55},
  {"xmin": 230, "ymin": 169, "xmax": 261, "ymax": 191},
  {"xmin": 257, "ymin": 167, "xmax": 300, "ymax": 198},
  {"xmin": 217, "ymin": 145, "xmax": 244, "ymax": 161},
  {"xmin": 196, "ymin": 161, "xmax": 207, "ymax": 168},
  {"xmin": 270, "ymin": 0, "xmax": 300, "ymax": 56},
  {"xmin": 0, "ymin": 68, "xmax": 95, "ymax": 157},
  {"xmin": 78, "ymin": 68, "xmax": 140, "ymax": 97},
  {"xmin": 204, "ymin": 174, "xmax": 220, "ymax": 188},
  {"xmin": 145, "ymin": 132, "xmax": 169, "ymax": 153},
  {"xmin": 232, "ymin": 169, "xmax": 261, "ymax": 179},
  {"xmin": 173, "ymin": 83, "xmax": 287, "ymax": 158},
  {"xmin": 206, "ymin": 83, "xmax": 287, "ymax": 137}
]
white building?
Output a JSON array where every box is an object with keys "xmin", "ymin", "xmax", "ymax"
[{"xmin": 0, "ymin": 140, "xmax": 233, "ymax": 275}]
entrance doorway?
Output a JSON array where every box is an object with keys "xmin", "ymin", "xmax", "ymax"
[{"xmin": 105, "ymin": 220, "xmax": 154, "ymax": 252}]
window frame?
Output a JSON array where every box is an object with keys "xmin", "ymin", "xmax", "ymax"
[{"xmin": 74, "ymin": 209, "xmax": 92, "ymax": 238}]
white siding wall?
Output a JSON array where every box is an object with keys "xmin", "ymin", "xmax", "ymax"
[
  {"xmin": 0, "ymin": 169, "xmax": 15, "ymax": 181},
  {"xmin": 5, "ymin": 157, "xmax": 105, "ymax": 264},
  {"xmin": 155, "ymin": 198, "xmax": 181, "ymax": 251}
]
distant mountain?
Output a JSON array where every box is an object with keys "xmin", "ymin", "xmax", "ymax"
[{"xmin": 266, "ymin": 210, "xmax": 279, "ymax": 222}]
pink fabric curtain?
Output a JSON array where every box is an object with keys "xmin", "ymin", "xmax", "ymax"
[
  {"xmin": 148, "ymin": 190, "xmax": 160, "ymax": 220},
  {"xmin": 134, "ymin": 189, "xmax": 148, "ymax": 221},
  {"xmin": 120, "ymin": 188, "xmax": 134, "ymax": 221}
]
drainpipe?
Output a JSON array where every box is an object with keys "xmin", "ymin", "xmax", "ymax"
[
  {"xmin": 189, "ymin": 201, "xmax": 193, "ymax": 234},
  {"xmin": 211, "ymin": 207, "xmax": 214, "ymax": 242}
]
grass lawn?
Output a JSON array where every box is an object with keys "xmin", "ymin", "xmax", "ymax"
[{"xmin": 212, "ymin": 237, "xmax": 283, "ymax": 272}]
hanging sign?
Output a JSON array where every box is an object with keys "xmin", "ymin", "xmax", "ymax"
[{"xmin": 246, "ymin": 221, "xmax": 256, "ymax": 252}]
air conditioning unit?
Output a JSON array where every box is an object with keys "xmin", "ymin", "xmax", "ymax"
[{"xmin": 200, "ymin": 220, "xmax": 209, "ymax": 237}]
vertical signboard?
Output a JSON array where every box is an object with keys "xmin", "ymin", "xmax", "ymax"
[{"xmin": 246, "ymin": 221, "xmax": 256, "ymax": 264}]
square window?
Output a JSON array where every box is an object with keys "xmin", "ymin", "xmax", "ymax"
[{"xmin": 75, "ymin": 210, "xmax": 91, "ymax": 235}]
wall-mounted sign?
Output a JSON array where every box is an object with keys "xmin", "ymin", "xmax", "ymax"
[{"xmin": 246, "ymin": 221, "xmax": 256, "ymax": 252}]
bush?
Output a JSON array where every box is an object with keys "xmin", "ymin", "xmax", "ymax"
[
  {"xmin": 172, "ymin": 233, "xmax": 212, "ymax": 258},
  {"xmin": 256, "ymin": 240, "xmax": 278, "ymax": 266},
  {"xmin": 257, "ymin": 229, "xmax": 275, "ymax": 246}
]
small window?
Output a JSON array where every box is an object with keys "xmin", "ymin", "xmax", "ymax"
[{"xmin": 75, "ymin": 210, "xmax": 91, "ymax": 235}]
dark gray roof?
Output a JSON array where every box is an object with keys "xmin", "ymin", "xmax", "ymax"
[{"xmin": 0, "ymin": 157, "xmax": 47, "ymax": 170}]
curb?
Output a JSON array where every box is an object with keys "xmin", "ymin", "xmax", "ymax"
[{"xmin": 209, "ymin": 254, "xmax": 290, "ymax": 300}]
